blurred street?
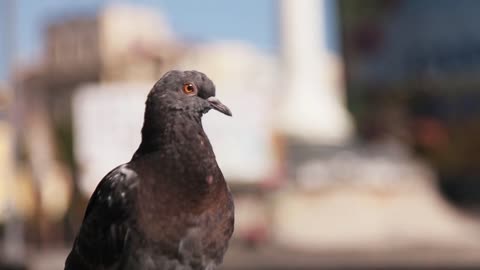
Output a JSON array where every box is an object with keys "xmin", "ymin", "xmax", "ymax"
[{"xmin": 25, "ymin": 245, "xmax": 480, "ymax": 270}]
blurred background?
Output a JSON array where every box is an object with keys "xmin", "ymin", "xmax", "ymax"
[{"xmin": 1, "ymin": 0, "xmax": 480, "ymax": 269}]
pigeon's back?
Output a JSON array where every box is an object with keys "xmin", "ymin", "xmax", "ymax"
[{"xmin": 64, "ymin": 164, "xmax": 139, "ymax": 270}]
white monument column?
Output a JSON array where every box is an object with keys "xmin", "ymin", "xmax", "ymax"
[{"xmin": 277, "ymin": 0, "xmax": 353, "ymax": 145}]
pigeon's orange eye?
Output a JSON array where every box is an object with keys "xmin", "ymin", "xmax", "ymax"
[{"xmin": 183, "ymin": 83, "xmax": 196, "ymax": 95}]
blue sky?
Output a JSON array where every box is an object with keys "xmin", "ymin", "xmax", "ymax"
[
  {"xmin": 0, "ymin": 0, "xmax": 340, "ymax": 82},
  {"xmin": 0, "ymin": 0, "xmax": 277, "ymax": 81}
]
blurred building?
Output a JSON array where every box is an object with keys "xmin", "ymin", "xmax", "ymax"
[
  {"xmin": 44, "ymin": 4, "xmax": 180, "ymax": 83},
  {"xmin": 13, "ymin": 4, "xmax": 184, "ymax": 246},
  {"xmin": 340, "ymin": 0, "xmax": 480, "ymax": 209},
  {"xmin": 0, "ymin": 82, "xmax": 13, "ymax": 223},
  {"xmin": 276, "ymin": 0, "xmax": 353, "ymax": 145}
]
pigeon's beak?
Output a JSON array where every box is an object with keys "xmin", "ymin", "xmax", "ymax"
[{"xmin": 207, "ymin": 97, "xmax": 232, "ymax": 116}]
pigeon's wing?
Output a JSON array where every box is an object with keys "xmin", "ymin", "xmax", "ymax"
[{"xmin": 65, "ymin": 164, "xmax": 139, "ymax": 270}]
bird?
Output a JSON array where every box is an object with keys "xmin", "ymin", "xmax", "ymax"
[{"xmin": 65, "ymin": 70, "xmax": 235, "ymax": 270}]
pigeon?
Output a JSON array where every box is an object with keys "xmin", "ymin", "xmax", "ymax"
[{"xmin": 65, "ymin": 70, "xmax": 235, "ymax": 270}]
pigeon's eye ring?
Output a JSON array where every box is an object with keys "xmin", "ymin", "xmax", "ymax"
[{"xmin": 183, "ymin": 83, "xmax": 196, "ymax": 95}]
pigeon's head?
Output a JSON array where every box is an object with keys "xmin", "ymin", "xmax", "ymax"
[{"xmin": 148, "ymin": 70, "xmax": 232, "ymax": 117}]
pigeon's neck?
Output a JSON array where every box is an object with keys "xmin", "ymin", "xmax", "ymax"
[{"xmin": 133, "ymin": 110, "xmax": 212, "ymax": 160}]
